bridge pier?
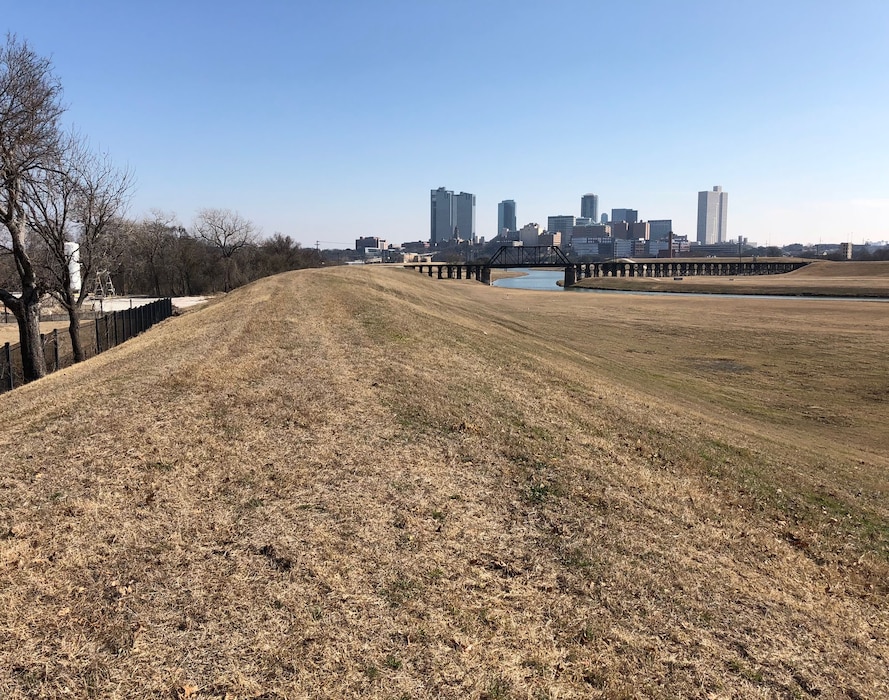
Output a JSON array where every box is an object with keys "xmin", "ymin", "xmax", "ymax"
[{"xmin": 564, "ymin": 265, "xmax": 576, "ymax": 287}]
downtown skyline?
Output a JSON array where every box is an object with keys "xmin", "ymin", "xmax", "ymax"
[{"xmin": 4, "ymin": 1, "xmax": 888, "ymax": 250}]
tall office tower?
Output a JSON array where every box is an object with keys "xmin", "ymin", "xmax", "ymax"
[
  {"xmin": 696, "ymin": 186, "xmax": 728, "ymax": 244},
  {"xmin": 547, "ymin": 215, "xmax": 576, "ymax": 244},
  {"xmin": 580, "ymin": 193, "xmax": 599, "ymax": 221},
  {"xmin": 430, "ymin": 187, "xmax": 453, "ymax": 245},
  {"xmin": 430, "ymin": 187, "xmax": 476, "ymax": 244},
  {"xmin": 611, "ymin": 208, "xmax": 638, "ymax": 224},
  {"xmin": 498, "ymin": 199, "xmax": 517, "ymax": 236},
  {"xmin": 454, "ymin": 191, "xmax": 476, "ymax": 242}
]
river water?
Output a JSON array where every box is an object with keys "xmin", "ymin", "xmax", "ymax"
[{"xmin": 491, "ymin": 268, "xmax": 889, "ymax": 302}]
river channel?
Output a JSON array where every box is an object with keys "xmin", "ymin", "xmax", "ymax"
[{"xmin": 491, "ymin": 268, "xmax": 888, "ymax": 302}]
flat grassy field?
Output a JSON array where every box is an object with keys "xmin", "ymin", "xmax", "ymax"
[
  {"xmin": 0, "ymin": 320, "xmax": 74, "ymax": 346},
  {"xmin": 571, "ymin": 259, "xmax": 889, "ymax": 297},
  {"xmin": 1, "ymin": 266, "xmax": 887, "ymax": 699}
]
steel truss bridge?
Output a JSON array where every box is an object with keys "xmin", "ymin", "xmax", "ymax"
[{"xmin": 404, "ymin": 246, "xmax": 809, "ymax": 286}]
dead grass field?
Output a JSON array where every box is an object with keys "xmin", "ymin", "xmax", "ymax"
[
  {"xmin": 0, "ymin": 320, "xmax": 73, "ymax": 346},
  {"xmin": 0, "ymin": 266, "xmax": 887, "ymax": 699},
  {"xmin": 572, "ymin": 260, "xmax": 889, "ymax": 297}
]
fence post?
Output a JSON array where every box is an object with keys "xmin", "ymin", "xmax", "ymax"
[
  {"xmin": 95, "ymin": 317, "xmax": 101, "ymax": 354},
  {"xmin": 52, "ymin": 328, "xmax": 60, "ymax": 371},
  {"xmin": 3, "ymin": 342, "xmax": 11, "ymax": 391}
]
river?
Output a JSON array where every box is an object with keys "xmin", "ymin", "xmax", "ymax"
[{"xmin": 491, "ymin": 268, "xmax": 889, "ymax": 301}]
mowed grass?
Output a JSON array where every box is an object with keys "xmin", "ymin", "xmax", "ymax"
[
  {"xmin": 0, "ymin": 266, "xmax": 887, "ymax": 699},
  {"xmin": 572, "ymin": 259, "xmax": 889, "ymax": 296}
]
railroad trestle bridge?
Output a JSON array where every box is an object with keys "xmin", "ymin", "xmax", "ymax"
[{"xmin": 404, "ymin": 246, "xmax": 808, "ymax": 286}]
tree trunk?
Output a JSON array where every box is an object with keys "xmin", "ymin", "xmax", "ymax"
[
  {"xmin": 17, "ymin": 288, "xmax": 47, "ymax": 382},
  {"xmin": 67, "ymin": 302, "xmax": 83, "ymax": 363}
]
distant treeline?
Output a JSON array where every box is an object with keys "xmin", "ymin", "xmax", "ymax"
[{"xmin": 0, "ymin": 212, "xmax": 325, "ymax": 298}]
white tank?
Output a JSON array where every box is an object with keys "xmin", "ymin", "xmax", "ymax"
[{"xmin": 64, "ymin": 241, "xmax": 81, "ymax": 293}]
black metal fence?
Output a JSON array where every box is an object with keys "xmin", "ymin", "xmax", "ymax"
[{"xmin": 0, "ymin": 298, "xmax": 174, "ymax": 394}]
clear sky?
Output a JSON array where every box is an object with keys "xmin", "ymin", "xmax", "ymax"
[{"xmin": 7, "ymin": 0, "xmax": 889, "ymax": 248}]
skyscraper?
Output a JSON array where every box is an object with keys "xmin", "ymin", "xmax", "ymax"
[
  {"xmin": 696, "ymin": 186, "xmax": 728, "ymax": 244},
  {"xmin": 498, "ymin": 199, "xmax": 517, "ymax": 236},
  {"xmin": 580, "ymin": 193, "xmax": 599, "ymax": 221},
  {"xmin": 453, "ymin": 191, "xmax": 476, "ymax": 243},
  {"xmin": 430, "ymin": 187, "xmax": 453, "ymax": 246},
  {"xmin": 430, "ymin": 187, "xmax": 476, "ymax": 245}
]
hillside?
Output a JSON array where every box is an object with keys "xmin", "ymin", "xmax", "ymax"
[{"xmin": 1, "ymin": 266, "xmax": 887, "ymax": 699}]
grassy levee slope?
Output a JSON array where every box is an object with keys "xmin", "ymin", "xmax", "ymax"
[{"xmin": 1, "ymin": 266, "xmax": 887, "ymax": 699}]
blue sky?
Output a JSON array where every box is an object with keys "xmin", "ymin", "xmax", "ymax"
[{"xmin": 7, "ymin": 1, "xmax": 889, "ymax": 248}]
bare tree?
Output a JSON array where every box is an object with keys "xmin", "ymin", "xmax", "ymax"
[
  {"xmin": 26, "ymin": 135, "xmax": 133, "ymax": 361},
  {"xmin": 0, "ymin": 35, "xmax": 65, "ymax": 382},
  {"xmin": 193, "ymin": 208, "xmax": 256, "ymax": 291},
  {"xmin": 122, "ymin": 211, "xmax": 183, "ymax": 296}
]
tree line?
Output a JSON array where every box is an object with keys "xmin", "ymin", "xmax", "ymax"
[
  {"xmin": 59, "ymin": 209, "xmax": 324, "ymax": 299},
  {"xmin": 0, "ymin": 35, "xmax": 320, "ymax": 384}
]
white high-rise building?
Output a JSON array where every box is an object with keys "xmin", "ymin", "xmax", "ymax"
[{"xmin": 696, "ymin": 186, "xmax": 728, "ymax": 244}]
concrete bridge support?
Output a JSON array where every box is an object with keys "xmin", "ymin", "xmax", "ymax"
[{"xmin": 564, "ymin": 266, "xmax": 576, "ymax": 287}]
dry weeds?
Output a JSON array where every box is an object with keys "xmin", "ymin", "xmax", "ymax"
[{"xmin": 0, "ymin": 266, "xmax": 886, "ymax": 699}]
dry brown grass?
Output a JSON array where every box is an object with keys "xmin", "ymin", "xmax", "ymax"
[
  {"xmin": 573, "ymin": 259, "xmax": 889, "ymax": 297},
  {"xmin": 0, "ymin": 266, "xmax": 887, "ymax": 699},
  {"xmin": 0, "ymin": 320, "xmax": 74, "ymax": 345}
]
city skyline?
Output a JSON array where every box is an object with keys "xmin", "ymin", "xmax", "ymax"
[{"xmin": 5, "ymin": 2, "xmax": 888, "ymax": 249}]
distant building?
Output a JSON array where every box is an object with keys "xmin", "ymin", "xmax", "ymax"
[
  {"xmin": 629, "ymin": 221, "xmax": 650, "ymax": 240},
  {"xmin": 453, "ymin": 191, "xmax": 476, "ymax": 243},
  {"xmin": 361, "ymin": 247, "xmax": 384, "ymax": 262},
  {"xmin": 653, "ymin": 235, "xmax": 690, "ymax": 257},
  {"xmin": 840, "ymin": 241, "xmax": 853, "ymax": 259},
  {"xmin": 571, "ymin": 219, "xmax": 601, "ymax": 242},
  {"xmin": 600, "ymin": 213, "xmax": 609, "ymax": 224},
  {"xmin": 611, "ymin": 208, "xmax": 638, "ymax": 224},
  {"xmin": 580, "ymin": 193, "xmax": 599, "ymax": 221},
  {"xmin": 648, "ymin": 219, "xmax": 673, "ymax": 241},
  {"xmin": 584, "ymin": 224, "xmax": 612, "ymax": 238},
  {"xmin": 571, "ymin": 236, "xmax": 603, "ymax": 256},
  {"xmin": 430, "ymin": 187, "xmax": 476, "ymax": 245},
  {"xmin": 402, "ymin": 240, "xmax": 430, "ymax": 253},
  {"xmin": 517, "ymin": 223, "xmax": 543, "ymax": 246},
  {"xmin": 696, "ymin": 186, "xmax": 728, "ymax": 244},
  {"xmin": 547, "ymin": 215, "xmax": 576, "ymax": 244},
  {"xmin": 355, "ymin": 236, "xmax": 386, "ymax": 253},
  {"xmin": 497, "ymin": 200, "xmax": 517, "ymax": 237},
  {"xmin": 610, "ymin": 221, "xmax": 631, "ymax": 239},
  {"xmin": 538, "ymin": 232, "xmax": 562, "ymax": 247}
]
